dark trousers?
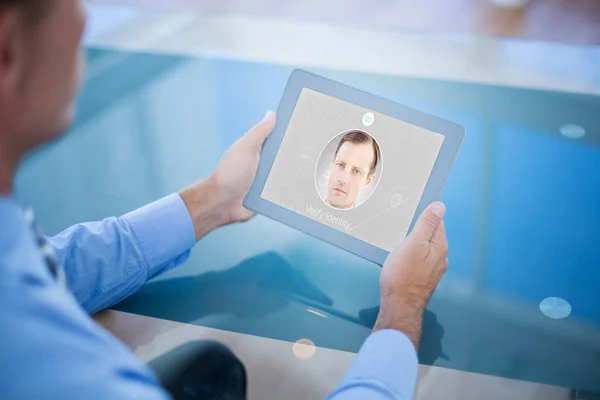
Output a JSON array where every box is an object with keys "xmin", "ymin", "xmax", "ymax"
[{"xmin": 148, "ymin": 341, "xmax": 247, "ymax": 400}]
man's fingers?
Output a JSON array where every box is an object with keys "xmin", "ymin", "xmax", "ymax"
[
  {"xmin": 248, "ymin": 111, "xmax": 276, "ymax": 149},
  {"xmin": 412, "ymin": 202, "xmax": 446, "ymax": 241}
]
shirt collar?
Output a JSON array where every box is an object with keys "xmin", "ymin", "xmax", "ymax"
[
  {"xmin": 0, "ymin": 195, "xmax": 33, "ymax": 247},
  {"xmin": 0, "ymin": 195, "xmax": 24, "ymax": 219}
]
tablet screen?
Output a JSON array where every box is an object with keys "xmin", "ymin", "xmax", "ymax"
[{"xmin": 261, "ymin": 88, "xmax": 444, "ymax": 252}]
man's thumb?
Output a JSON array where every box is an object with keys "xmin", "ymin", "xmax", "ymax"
[
  {"xmin": 412, "ymin": 202, "xmax": 446, "ymax": 241},
  {"xmin": 248, "ymin": 111, "xmax": 276, "ymax": 148}
]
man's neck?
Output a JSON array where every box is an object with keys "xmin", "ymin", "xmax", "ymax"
[{"xmin": 0, "ymin": 141, "xmax": 19, "ymax": 195}]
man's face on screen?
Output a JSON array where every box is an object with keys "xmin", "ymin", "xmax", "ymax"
[{"xmin": 327, "ymin": 141, "xmax": 376, "ymax": 209}]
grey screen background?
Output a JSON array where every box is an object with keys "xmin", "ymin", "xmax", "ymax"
[
  {"xmin": 261, "ymin": 88, "xmax": 444, "ymax": 252},
  {"xmin": 315, "ymin": 131, "xmax": 383, "ymax": 208}
]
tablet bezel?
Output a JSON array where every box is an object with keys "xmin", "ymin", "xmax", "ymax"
[{"xmin": 244, "ymin": 69, "xmax": 465, "ymax": 265}]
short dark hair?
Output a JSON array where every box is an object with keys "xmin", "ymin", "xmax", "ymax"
[
  {"xmin": 334, "ymin": 130, "xmax": 381, "ymax": 176},
  {"xmin": 0, "ymin": 0, "xmax": 46, "ymax": 7},
  {"xmin": 0, "ymin": 0, "xmax": 52, "ymax": 21}
]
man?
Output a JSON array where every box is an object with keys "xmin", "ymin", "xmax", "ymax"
[
  {"xmin": 0, "ymin": 1, "xmax": 449, "ymax": 399},
  {"xmin": 326, "ymin": 130, "xmax": 381, "ymax": 209}
]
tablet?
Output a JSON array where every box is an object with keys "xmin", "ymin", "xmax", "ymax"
[{"xmin": 244, "ymin": 69, "xmax": 465, "ymax": 265}]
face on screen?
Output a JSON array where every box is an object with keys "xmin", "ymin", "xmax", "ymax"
[{"xmin": 327, "ymin": 140, "xmax": 376, "ymax": 209}]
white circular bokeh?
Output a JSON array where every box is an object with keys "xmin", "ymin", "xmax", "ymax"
[
  {"xmin": 292, "ymin": 339, "xmax": 317, "ymax": 360},
  {"xmin": 539, "ymin": 297, "xmax": 572, "ymax": 320},
  {"xmin": 559, "ymin": 124, "xmax": 586, "ymax": 139}
]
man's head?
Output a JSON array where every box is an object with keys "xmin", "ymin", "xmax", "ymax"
[
  {"xmin": 326, "ymin": 130, "xmax": 381, "ymax": 209},
  {"xmin": 0, "ymin": 0, "xmax": 85, "ymax": 163}
]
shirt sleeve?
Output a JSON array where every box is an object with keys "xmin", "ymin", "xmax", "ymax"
[
  {"xmin": 48, "ymin": 194, "xmax": 196, "ymax": 315},
  {"xmin": 327, "ymin": 330, "xmax": 419, "ymax": 400}
]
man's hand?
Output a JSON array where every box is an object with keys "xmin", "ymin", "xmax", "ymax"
[
  {"xmin": 180, "ymin": 112, "xmax": 276, "ymax": 241},
  {"xmin": 374, "ymin": 202, "xmax": 449, "ymax": 350}
]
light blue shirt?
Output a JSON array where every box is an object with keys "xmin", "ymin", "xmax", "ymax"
[{"xmin": 0, "ymin": 193, "xmax": 418, "ymax": 399}]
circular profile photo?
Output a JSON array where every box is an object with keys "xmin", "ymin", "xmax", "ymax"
[{"xmin": 315, "ymin": 129, "xmax": 383, "ymax": 210}]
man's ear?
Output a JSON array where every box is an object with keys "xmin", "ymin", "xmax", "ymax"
[
  {"xmin": 0, "ymin": 9, "xmax": 24, "ymax": 95},
  {"xmin": 365, "ymin": 173, "xmax": 375, "ymax": 186}
]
